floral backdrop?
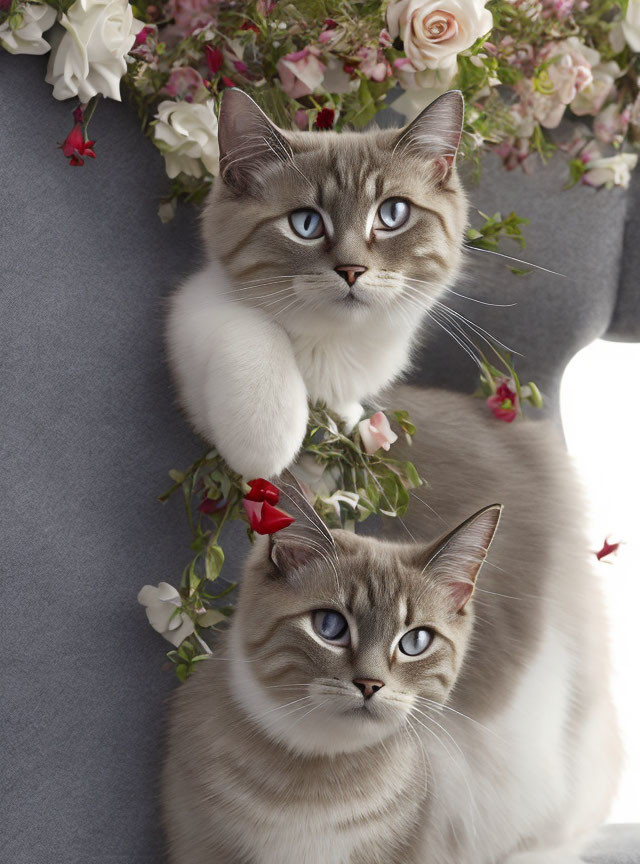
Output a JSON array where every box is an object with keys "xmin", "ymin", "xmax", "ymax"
[{"xmin": 2, "ymin": 0, "xmax": 640, "ymax": 217}]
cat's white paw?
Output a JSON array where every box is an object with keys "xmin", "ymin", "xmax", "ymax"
[{"xmin": 334, "ymin": 402, "xmax": 363, "ymax": 433}]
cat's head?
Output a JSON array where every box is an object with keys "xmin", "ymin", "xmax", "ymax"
[
  {"xmin": 203, "ymin": 88, "xmax": 468, "ymax": 331},
  {"xmin": 229, "ymin": 483, "xmax": 501, "ymax": 756}
]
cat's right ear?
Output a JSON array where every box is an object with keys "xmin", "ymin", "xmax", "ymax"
[
  {"xmin": 392, "ymin": 89, "xmax": 464, "ymax": 180},
  {"xmin": 415, "ymin": 503, "xmax": 503, "ymax": 611},
  {"xmin": 218, "ymin": 88, "xmax": 292, "ymax": 194},
  {"xmin": 267, "ymin": 470, "xmax": 338, "ymax": 580}
]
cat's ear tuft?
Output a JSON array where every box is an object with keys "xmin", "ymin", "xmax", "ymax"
[
  {"xmin": 267, "ymin": 470, "xmax": 337, "ymax": 580},
  {"xmin": 393, "ymin": 90, "xmax": 464, "ymax": 180},
  {"xmin": 218, "ymin": 88, "xmax": 292, "ymax": 194},
  {"xmin": 421, "ymin": 503, "xmax": 502, "ymax": 611}
]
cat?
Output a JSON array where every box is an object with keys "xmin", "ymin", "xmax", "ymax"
[
  {"xmin": 165, "ymin": 88, "xmax": 468, "ymax": 479},
  {"xmin": 161, "ymin": 385, "xmax": 620, "ymax": 864}
]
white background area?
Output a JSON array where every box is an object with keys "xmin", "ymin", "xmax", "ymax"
[{"xmin": 561, "ymin": 340, "xmax": 640, "ymax": 823}]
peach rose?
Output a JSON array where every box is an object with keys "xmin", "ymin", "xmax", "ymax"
[{"xmin": 387, "ymin": 0, "xmax": 493, "ymax": 72}]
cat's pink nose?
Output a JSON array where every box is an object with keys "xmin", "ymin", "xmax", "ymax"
[
  {"xmin": 353, "ymin": 678, "xmax": 385, "ymax": 700},
  {"xmin": 335, "ymin": 265, "xmax": 367, "ymax": 286}
]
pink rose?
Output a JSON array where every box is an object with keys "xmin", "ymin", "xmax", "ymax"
[
  {"xmin": 277, "ymin": 46, "xmax": 325, "ymax": 99},
  {"xmin": 358, "ymin": 412, "xmax": 399, "ymax": 455}
]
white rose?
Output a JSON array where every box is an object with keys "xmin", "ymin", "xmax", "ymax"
[
  {"xmin": 387, "ymin": 0, "xmax": 493, "ymax": 72},
  {"xmin": 45, "ymin": 0, "xmax": 144, "ymax": 101},
  {"xmin": 622, "ymin": 0, "xmax": 640, "ymax": 51},
  {"xmin": 153, "ymin": 99, "xmax": 219, "ymax": 179},
  {"xmin": 137, "ymin": 582, "xmax": 195, "ymax": 647},
  {"xmin": 0, "ymin": 2, "xmax": 57, "ymax": 55},
  {"xmin": 582, "ymin": 153, "xmax": 638, "ymax": 189}
]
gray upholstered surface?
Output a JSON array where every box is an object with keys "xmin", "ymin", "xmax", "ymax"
[{"xmin": 1, "ymin": 55, "xmax": 639, "ymax": 863}]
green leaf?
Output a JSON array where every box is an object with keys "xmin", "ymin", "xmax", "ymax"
[
  {"xmin": 198, "ymin": 608, "xmax": 228, "ymax": 628},
  {"xmin": 205, "ymin": 544, "xmax": 225, "ymax": 582}
]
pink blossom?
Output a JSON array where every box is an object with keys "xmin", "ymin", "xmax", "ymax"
[
  {"xmin": 166, "ymin": 0, "xmax": 218, "ymax": 36},
  {"xmin": 541, "ymin": 0, "xmax": 574, "ymax": 17},
  {"xmin": 294, "ymin": 109, "xmax": 309, "ymax": 130},
  {"xmin": 594, "ymin": 103, "xmax": 629, "ymax": 144},
  {"xmin": 358, "ymin": 412, "xmax": 399, "ymax": 455},
  {"xmin": 630, "ymin": 93, "xmax": 640, "ymax": 128},
  {"xmin": 487, "ymin": 380, "xmax": 518, "ymax": 423},
  {"xmin": 277, "ymin": 46, "xmax": 325, "ymax": 99},
  {"xmin": 517, "ymin": 38, "xmax": 598, "ymax": 129},
  {"xmin": 357, "ymin": 46, "xmax": 392, "ymax": 82},
  {"xmin": 257, "ymin": 0, "xmax": 276, "ymax": 13},
  {"xmin": 163, "ymin": 67, "xmax": 206, "ymax": 100}
]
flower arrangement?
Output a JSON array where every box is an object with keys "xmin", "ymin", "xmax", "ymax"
[{"xmin": 2, "ymin": 0, "xmax": 640, "ymax": 208}]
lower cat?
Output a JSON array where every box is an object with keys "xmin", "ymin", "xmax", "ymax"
[{"xmin": 162, "ymin": 385, "xmax": 620, "ymax": 864}]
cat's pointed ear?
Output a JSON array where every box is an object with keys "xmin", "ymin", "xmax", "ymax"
[
  {"xmin": 393, "ymin": 90, "xmax": 464, "ymax": 179},
  {"xmin": 418, "ymin": 504, "xmax": 502, "ymax": 611},
  {"xmin": 268, "ymin": 470, "xmax": 337, "ymax": 578},
  {"xmin": 218, "ymin": 88, "xmax": 292, "ymax": 194}
]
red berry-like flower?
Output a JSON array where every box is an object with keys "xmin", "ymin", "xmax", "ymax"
[
  {"xmin": 204, "ymin": 45, "xmax": 224, "ymax": 74},
  {"xmin": 245, "ymin": 478, "xmax": 280, "ymax": 505},
  {"xmin": 61, "ymin": 123, "xmax": 96, "ymax": 167},
  {"xmin": 242, "ymin": 499, "xmax": 294, "ymax": 535},
  {"xmin": 595, "ymin": 538, "xmax": 621, "ymax": 561},
  {"xmin": 241, "ymin": 478, "xmax": 293, "ymax": 534},
  {"xmin": 314, "ymin": 108, "xmax": 335, "ymax": 130},
  {"xmin": 487, "ymin": 379, "xmax": 518, "ymax": 422}
]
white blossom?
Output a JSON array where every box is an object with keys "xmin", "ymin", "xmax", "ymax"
[
  {"xmin": 0, "ymin": 3, "xmax": 57, "ymax": 55},
  {"xmin": 137, "ymin": 582, "xmax": 194, "ymax": 647},
  {"xmin": 45, "ymin": 0, "xmax": 145, "ymax": 102},
  {"xmin": 153, "ymin": 99, "xmax": 220, "ymax": 179}
]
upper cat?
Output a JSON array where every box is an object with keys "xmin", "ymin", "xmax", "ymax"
[{"xmin": 166, "ymin": 88, "xmax": 468, "ymax": 478}]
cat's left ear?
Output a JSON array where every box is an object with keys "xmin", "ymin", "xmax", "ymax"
[
  {"xmin": 415, "ymin": 503, "xmax": 503, "ymax": 611},
  {"xmin": 268, "ymin": 470, "xmax": 337, "ymax": 579},
  {"xmin": 218, "ymin": 88, "xmax": 292, "ymax": 194},
  {"xmin": 393, "ymin": 90, "xmax": 464, "ymax": 180}
]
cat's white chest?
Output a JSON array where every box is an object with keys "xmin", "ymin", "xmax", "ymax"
[
  {"xmin": 288, "ymin": 323, "xmax": 416, "ymax": 414},
  {"xmin": 245, "ymin": 817, "xmax": 360, "ymax": 864}
]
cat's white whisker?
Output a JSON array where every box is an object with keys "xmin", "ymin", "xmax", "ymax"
[{"xmin": 463, "ymin": 244, "xmax": 568, "ymax": 278}]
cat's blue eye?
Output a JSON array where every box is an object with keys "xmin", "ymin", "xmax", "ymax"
[
  {"xmin": 398, "ymin": 627, "xmax": 432, "ymax": 657},
  {"xmin": 312, "ymin": 610, "xmax": 350, "ymax": 646},
  {"xmin": 378, "ymin": 198, "xmax": 410, "ymax": 230},
  {"xmin": 289, "ymin": 209, "xmax": 325, "ymax": 239}
]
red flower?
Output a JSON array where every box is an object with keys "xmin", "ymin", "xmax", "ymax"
[
  {"xmin": 241, "ymin": 19, "xmax": 259, "ymax": 32},
  {"xmin": 133, "ymin": 25, "xmax": 154, "ymax": 47},
  {"xmin": 221, "ymin": 76, "xmax": 236, "ymax": 88},
  {"xmin": 198, "ymin": 495, "xmax": 227, "ymax": 515},
  {"xmin": 314, "ymin": 107, "xmax": 335, "ymax": 130},
  {"xmin": 242, "ymin": 499, "xmax": 294, "ymax": 535},
  {"xmin": 61, "ymin": 123, "xmax": 96, "ymax": 167},
  {"xmin": 245, "ymin": 478, "xmax": 280, "ymax": 505},
  {"xmin": 487, "ymin": 379, "xmax": 518, "ymax": 423},
  {"xmin": 72, "ymin": 104, "xmax": 84, "ymax": 124},
  {"xmin": 595, "ymin": 538, "xmax": 621, "ymax": 561},
  {"xmin": 204, "ymin": 45, "xmax": 224, "ymax": 74}
]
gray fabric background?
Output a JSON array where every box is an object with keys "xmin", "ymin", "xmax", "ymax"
[{"xmin": 1, "ymin": 55, "xmax": 639, "ymax": 863}]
